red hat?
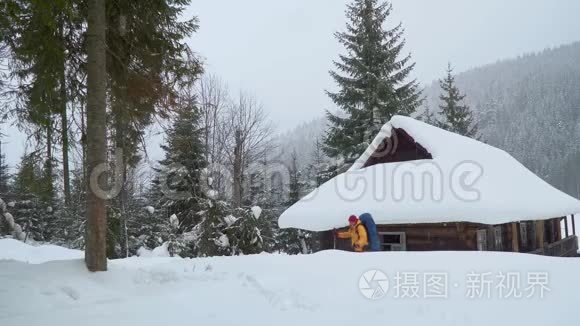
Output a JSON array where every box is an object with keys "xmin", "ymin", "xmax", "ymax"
[{"xmin": 348, "ymin": 215, "xmax": 358, "ymax": 223}]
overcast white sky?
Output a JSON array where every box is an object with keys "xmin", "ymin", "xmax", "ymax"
[
  {"xmin": 186, "ymin": 0, "xmax": 580, "ymax": 129},
  {"xmin": 3, "ymin": 0, "xmax": 580, "ymax": 168}
]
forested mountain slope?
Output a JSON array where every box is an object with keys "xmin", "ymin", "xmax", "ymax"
[{"xmin": 422, "ymin": 42, "xmax": 580, "ymax": 199}]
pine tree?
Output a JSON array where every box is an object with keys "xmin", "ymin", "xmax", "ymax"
[
  {"xmin": 156, "ymin": 102, "xmax": 206, "ymax": 230},
  {"xmin": 229, "ymin": 206, "xmax": 270, "ymax": 255},
  {"xmin": 195, "ymin": 199, "xmax": 233, "ymax": 257},
  {"xmin": 274, "ymin": 151, "xmax": 319, "ymax": 254},
  {"xmin": 278, "ymin": 152, "xmax": 306, "ymax": 254},
  {"xmin": 308, "ymin": 138, "xmax": 327, "ymax": 187},
  {"xmin": 11, "ymin": 153, "xmax": 51, "ymax": 242},
  {"xmin": 104, "ymin": 0, "xmax": 201, "ymax": 257},
  {"xmin": 287, "ymin": 151, "xmax": 303, "ymax": 204},
  {"xmin": 12, "ymin": 153, "xmax": 41, "ymax": 196},
  {"xmin": 245, "ymin": 157, "xmax": 270, "ymax": 207},
  {"xmin": 0, "ymin": 139, "xmax": 11, "ymax": 194},
  {"xmin": 4, "ymin": 0, "xmax": 82, "ymax": 207},
  {"xmin": 57, "ymin": 169, "xmax": 86, "ymax": 248},
  {"xmin": 438, "ymin": 63, "xmax": 478, "ymax": 138},
  {"xmin": 417, "ymin": 99, "xmax": 439, "ymax": 126},
  {"xmin": 142, "ymin": 100, "xmax": 207, "ymax": 257},
  {"xmin": 325, "ymin": 0, "xmax": 422, "ymax": 162}
]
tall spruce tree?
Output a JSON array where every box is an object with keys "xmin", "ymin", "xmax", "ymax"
[
  {"xmin": 4, "ymin": 0, "xmax": 82, "ymax": 207},
  {"xmin": 12, "ymin": 153, "xmax": 41, "ymax": 196},
  {"xmin": 325, "ymin": 0, "xmax": 422, "ymax": 162},
  {"xmin": 11, "ymin": 152, "xmax": 52, "ymax": 242},
  {"xmin": 0, "ymin": 138, "xmax": 10, "ymax": 194},
  {"xmin": 5, "ymin": 0, "xmax": 60, "ymax": 208},
  {"xmin": 154, "ymin": 100, "xmax": 206, "ymax": 237},
  {"xmin": 438, "ymin": 63, "xmax": 478, "ymax": 138},
  {"xmin": 105, "ymin": 0, "xmax": 201, "ymax": 257},
  {"xmin": 57, "ymin": 169, "xmax": 86, "ymax": 248},
  {"xmin": 273, "ymin": 151, "xmax": 318, "ymax": 254}
]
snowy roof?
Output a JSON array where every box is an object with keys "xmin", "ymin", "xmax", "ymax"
[{"xmin": 279, "ymin": 115, "xmax": 580, "ymax": 231}]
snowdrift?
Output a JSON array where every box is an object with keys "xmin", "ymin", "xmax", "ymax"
[
  {"xmin": 1, "ymin": 240, "xmax": 580, "ymax": 326},
  {"xmin": 0, "ymin": 238, "xmax": 83, "ymax": 264}
]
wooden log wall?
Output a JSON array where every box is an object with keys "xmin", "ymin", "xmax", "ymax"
[{"xmin": 319, "ymin": 218, "xmax": 567, "ymax": 254}]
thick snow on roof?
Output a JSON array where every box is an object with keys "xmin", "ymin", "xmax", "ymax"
[{"xmin": 279, "ymin": 115, "xmax": 580, "ymax": 231}]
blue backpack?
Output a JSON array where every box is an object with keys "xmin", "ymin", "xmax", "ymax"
[{"xmin": 359, "ymin": 213, "xmax": 381, "ymax": 251}]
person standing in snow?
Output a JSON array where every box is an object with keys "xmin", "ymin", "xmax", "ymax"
[{"xmin": 334, "ymin": 215, "xmax": 368, "ymax": 252}]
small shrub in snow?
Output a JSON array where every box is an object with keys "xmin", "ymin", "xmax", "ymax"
[
  {"xmin": 215, "ymin": 233, "xmax": 230, "ymax": 248},
  {"xmin": 223, "ymin": 215, "xmax": 238, "ymax": 226},
  {"xmin": 137, "ymin": 243, "xmax": 171, "ymax": 258},
  {"xmin": 169, "ymin": 214, "xmax": 179, "ymax": 229},
  {"xmin": 251, "ymin": 206, "xmax": 262, "ymax": 219}
]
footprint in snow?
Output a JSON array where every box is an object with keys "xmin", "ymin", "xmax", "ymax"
[
  {"xmin": 243, "ymin": 275, "xmax": 317, "ymax": 312},
  {"xmin": 40, "ymin": 290, "xmax": 56, "ymax": 296},
  {"xmin": 60, "ymin": 286, "xmax": 80, "ymax": 301}
]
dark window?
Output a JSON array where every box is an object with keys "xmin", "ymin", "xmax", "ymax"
[
  {"xmin": 382, "ymin": 234, "xmax": 401, "ymax": 243},
  {"xmin": 379, "ymin": 232, "xmax": 406, "ymax": 251}
]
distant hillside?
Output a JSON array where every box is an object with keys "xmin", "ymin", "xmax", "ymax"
[
  {"xmin": 274, "ymin": 117, "xmax": 327, "ymax": 168},
  {"xmin": 423, "ymin": 42, "xmax": 580, "ymax": 199},
  {"xmin": 281, "ymin": 42, "xmax": 580, "ymax": 199}
]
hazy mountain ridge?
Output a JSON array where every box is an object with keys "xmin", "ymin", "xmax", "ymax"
[
  {"xmin": 283, "ymin": 42, "xmax": 580, "ymax": 198},
  {"xmin": 275, "ymin": 117, "xmax": 327, "ymax": 168},
  {"xmin": 423, "ymin": 42, "xmax": 580, "ymax": 198}
]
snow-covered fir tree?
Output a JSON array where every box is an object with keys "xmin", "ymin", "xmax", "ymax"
[
  {"xmin": 158, "ymin": 103, "xmax": 206, "ymax": 226},
  {"xmin": 437, "ymin": 63, "xmax": 478, "ymax": 138},
  {"xmin": 274, "ymin": 151, "xmax": 319, "ymax": 254},
  {"xmin": 147, "ymin": 101, "xmax": 207, "ymax": 256},
  {"xmin": 228, "ymin": 206, "xmax": 270, "ymax": 255},
  {"xmin": 194, "ymin": 199, "xmax": 234, "ymax": 256},
  {"xmin": 10, "ymin": 153, "xmax": 55, "ymax": 242},
  {"xmin": 0, "ymin": 140, "xmax": 10, "ymax": 194},
  {"xmin": 194, "ymin": 202, "xmax": 268, "ymax": 257},
  {"xmin": 55, "ymin": 169, "xmax": 86, "ymax": 248},
  {"xmin": 133, "ymin": 193, "xmax": 171, "ymax": 253},
  {"xmin": 325, "ymin": 0, "xmax": 422, "ymax": 163}
]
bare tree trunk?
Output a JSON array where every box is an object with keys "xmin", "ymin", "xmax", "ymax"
[
  {"xmin": 60, "ymin": 18, "xmax": 71, "ymax": 206},
  {"xmin": 115, "ymin": 114, "xmax": 129, "ymax": 258},
  {"xmin": 0, "ymin": 138, "xmax": 3, "ymax": 194},
  {"xmin": 46, "ymin": 125, "xmax": 52, "ymax": 164},
  {"xmin": 232, "ymin": 129, "xmax": 243, "ymax": 207},
  {"xmin": 85, "ymin": 0, "xmax": 107, "ymax": 272},
  {"xmin": 45, "ymin": 123, "xmax": 54, "ymax": 202},
  {"xmin": 115, "ymin": 13, "xmax": 129, "ymax": 259},
  {"xmin": 80, "ymin": 102, "xmax": 87, "ymax": 185},
  {"xmin": 60, "ymin": 86, "xmax": 70, "ymax": 205}
]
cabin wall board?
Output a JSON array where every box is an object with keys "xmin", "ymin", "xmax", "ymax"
[
  {"xmin": 376, "ymin": 223, "xmax": 482, "ymax": 251},
  {"xmin": 319, "ymin": 219, "xmax": 566, "ymax": 254}
]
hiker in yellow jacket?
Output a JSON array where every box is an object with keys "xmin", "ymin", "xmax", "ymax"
[{"xmin": 334, "ymin": 215, "xmax": 368, "ymax": 252}]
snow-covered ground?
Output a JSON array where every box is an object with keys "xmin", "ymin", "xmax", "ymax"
[
  {"xmin": 0, "ymin": 238, "xmax": 83, "ymax": 263},
  {"xmin": 1, "ymin": 239, "xmax": 580, "ymax": 326}
]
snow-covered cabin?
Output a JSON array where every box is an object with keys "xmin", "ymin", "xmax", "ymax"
[{"xmin": 279, "ymin": 116, "xmax": 580, "ymax": 256}]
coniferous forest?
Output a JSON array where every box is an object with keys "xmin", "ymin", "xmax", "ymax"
[{"xmin": 0, "ymin": 0, "xmax": 579, "ymax": 271}]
